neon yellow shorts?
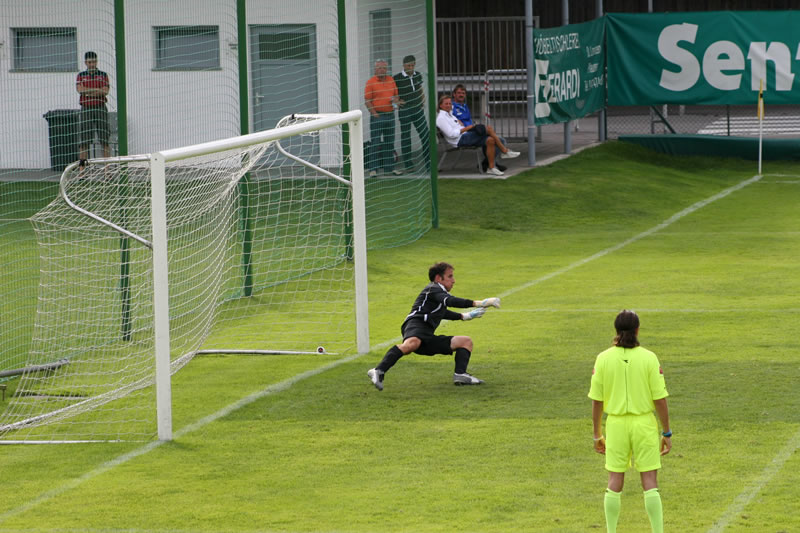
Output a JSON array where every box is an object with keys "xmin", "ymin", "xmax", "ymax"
[{"xmin": 605, "ymin": 413, "xmax": 661, "ymax": 473}]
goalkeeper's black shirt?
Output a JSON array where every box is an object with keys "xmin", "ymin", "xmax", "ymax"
[{"xmin": 401, "ymin": 282, "xmax": 474, "ymax": 332}]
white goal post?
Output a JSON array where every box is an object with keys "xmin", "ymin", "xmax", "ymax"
[{"xmin": 0, "ymin": 110, "xmax": 368, "ymax": 443}]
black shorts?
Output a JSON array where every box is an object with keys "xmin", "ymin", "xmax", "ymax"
[
  {"xmin": 402, "ymin": 320, "xmax": 453, "ymax": 356},
  {"xmin": 79, "ymin": 105, "xmax": 109, "ymax": 145}
]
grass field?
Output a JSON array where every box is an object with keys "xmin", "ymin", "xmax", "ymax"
[{"xmin": 1, "ymin": 141, "xmax": 799, "ymax": 532}]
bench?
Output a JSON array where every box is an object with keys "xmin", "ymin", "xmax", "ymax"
[{"xmin": 437, "ymin": 129, "xmax": 482, "ymax": 172}]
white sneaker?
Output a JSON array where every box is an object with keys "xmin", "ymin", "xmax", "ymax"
[
  {"xmin": 368, "ymin": 170, "xmax": 377, "ymax": 178},
  {"xmin": 486, "ymin": 167, "xmax": 504, "ymax": 176},
  {"xmin": 367, "ymin": 368, "xmax": 384, "ymax": 391},
  {"xmin": 454, "ymin": 373, "xmax": 484, "ymax": 385},
  {"xmin": 501, "ymin": 150, "xmax": 520, "ymax": 159}
]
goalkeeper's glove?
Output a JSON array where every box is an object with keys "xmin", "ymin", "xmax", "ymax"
[
  {"xmin": 477, "ymin": 297, "xmax": 501, "ymax": 308},
  {"xmin": 462, "ymin": 308, "xmax": 486, "ymax": 321}
]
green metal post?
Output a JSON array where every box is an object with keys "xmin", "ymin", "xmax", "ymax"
[
  {"xmin": 338, "ymin": 0, "xmax": 355, "ymax": 259},
  {"xmin": 114, "ymin": 0, "xmax": 131, "ymax": 340},
  {"xmin": 237, "ymin": 0, "xmax": 254, "ymax": 297},
  {"xmin": 425, "ymin": 0, "xmax": 439, "ymax": 228}
]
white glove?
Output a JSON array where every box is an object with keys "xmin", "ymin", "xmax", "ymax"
[
  {"xmin": 462, "ymin": 308, "xmax": 486, "ymax": 321},
  {"xmin": 477, "ymin": 297, "xmax": 501, "ymax": 308}
]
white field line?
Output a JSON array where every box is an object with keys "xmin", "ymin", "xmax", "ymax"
[
  {"xmin": 497, "ymin": 174, "xmax": 763, "ymax": 300},
  {"xmin": 706, "ymin": 428, "xmax": 800, "ymax": 533},
  {"xmin": 0, "ymin": 172, "xmax": 768, "ymax": 525}
]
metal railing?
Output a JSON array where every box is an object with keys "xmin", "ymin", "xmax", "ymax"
[{"xmin": 436, "ymin": 17, "xmax": 534, "ymax": 140}]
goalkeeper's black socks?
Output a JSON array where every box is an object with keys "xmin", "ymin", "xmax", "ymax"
[
  {"xmin": 454, "ymin": 348, "xmax": 471, "ymax": 374},
  {"xmin": 376, "ymin": 345, "xmax": 404, "ymax": 373}
]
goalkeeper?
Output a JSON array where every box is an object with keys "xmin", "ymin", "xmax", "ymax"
[{"xmin": 367, "ymin": 261, "xmax": 500, "ymax": 390}]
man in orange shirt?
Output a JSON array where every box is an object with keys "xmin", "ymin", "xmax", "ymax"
[{"xmin": 364, "ymin": 59, "xmax": 401, "ymax": 177}]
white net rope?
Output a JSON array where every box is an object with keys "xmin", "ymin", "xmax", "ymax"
[{"xmin": 0, "ymin": 117, "xmax": 356, "ymax": 442}]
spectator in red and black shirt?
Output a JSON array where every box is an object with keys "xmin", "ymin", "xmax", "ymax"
[{"xmin": 76, "ymin": 51, "xmax": 110, "ymax": 163}]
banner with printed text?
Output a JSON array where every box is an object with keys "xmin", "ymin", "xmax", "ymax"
[
  {"xmin": 533, "ymin": 18, "xmax": 605, "ymax": 125},
  {"xmin": 607, "ymin": 11, "xmax": 800, "ymax": 106}
]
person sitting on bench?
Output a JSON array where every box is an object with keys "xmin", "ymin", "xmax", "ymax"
[
  {"xmin": 451, "ymin": 84, "xmax": 513, "ymax": 173},
  {"xmin": 436, "ymin": 94, "xmax": 518, "ymax": 176}
]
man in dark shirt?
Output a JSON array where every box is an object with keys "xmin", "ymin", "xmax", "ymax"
[
  {"xmin": 393, "ymin": 55, "xmax": 430, "ymax": 173},
  {"xmin": 76, "ymin": 51, "xmax": 111, "ymax": 164},
  {"xmin": 367, "ymin": 262, "xmax": 500, "ymax": 390}
]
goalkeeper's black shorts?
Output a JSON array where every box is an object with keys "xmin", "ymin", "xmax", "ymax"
[{"xmin": 402, "ymin": 320, "xmax": 453, "ymax": 356}]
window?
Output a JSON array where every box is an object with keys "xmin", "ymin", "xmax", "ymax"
[
  {"xmin": 369, "ymin": 9, "xmax": 392, "ymax": 71},
  {"xmin": 257, "ymin": 30, "xmax": 312, "ymax": 61},
  {"xmin": 154, "ymin": 26, "xmax": 219, "ymax": 70},
  {"xmin": 12, "ymin": 27, "xmax": 77, "ymax": 72}
]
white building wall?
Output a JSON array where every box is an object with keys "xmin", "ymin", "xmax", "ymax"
[
  {"xmin": 0, "ymin": 0, "xmax": 426, "ymax": 170},
  {"xmin": 124, "ymin": 0, "xmax": 241, "ymax": 155},
  {"xmin": 0, "ymin": 0, "xmax": 116, "ymax": 169},
  {"xmin": 0, "ymin": 0, "xmax": 345, "ymax": 169}
]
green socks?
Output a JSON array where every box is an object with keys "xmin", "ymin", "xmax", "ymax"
[
  {"xmin": 643, "ymin": 488, "xmax": 663, "ymax": 533},
  {"xmin": 604, "ymin": 489, "xmax": 621, "ymax": 533}
]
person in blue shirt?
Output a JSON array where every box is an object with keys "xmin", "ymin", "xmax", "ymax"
[
  {"xmin": 451, "ymin": 84, "xmax": 475, "ymax": 126},
  {"xmin": 451, "ymin": 84, "xmax": 515, "ymax": 172}
]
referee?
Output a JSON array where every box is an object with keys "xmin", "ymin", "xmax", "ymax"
[
  {"xmin": 588, "ymin": 310, "xmax": 672, "ymax": 533},
  {"xmin": 367, "ymin": 262, "xmax": 500, "ymax": 390}
]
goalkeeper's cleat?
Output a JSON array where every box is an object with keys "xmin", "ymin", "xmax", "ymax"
[
  {"xmin": 453, "ymin": 372, "xmax": 484, "ymax": 386},
  {"xmin": 367, "ymin": 368, "xmax": 384, "ymax": 391}
]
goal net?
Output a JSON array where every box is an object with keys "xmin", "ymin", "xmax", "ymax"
[{"xmin": 0, "ymin": 111, "xmax": 368, "ymax": 443}]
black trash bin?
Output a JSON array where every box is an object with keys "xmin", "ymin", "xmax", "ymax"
[{"xmin": 43, "ymin": 109, "xmax": 80, "ymax": 171}]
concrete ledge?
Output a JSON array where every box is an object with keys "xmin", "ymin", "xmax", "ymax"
[{"xmin": 620, "ymin": 134, "xmax": 800, "ymax": 161}]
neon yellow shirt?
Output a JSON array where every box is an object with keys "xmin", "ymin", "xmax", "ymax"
[{"xmin": 588, "ymin": 345, "xmax": 668, "ymax": 415}]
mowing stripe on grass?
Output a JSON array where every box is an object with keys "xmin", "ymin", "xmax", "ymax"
[
  {"xmin": 707, "ymin": 427, "xmax": 800, "ymax": 533},
  {"xmin": 498, "ymin": 174, "xmax": 763, "ymax": 300},
  {"xmin": 0, "ymin": 172, "xmax": 764, "ymax": 525}
]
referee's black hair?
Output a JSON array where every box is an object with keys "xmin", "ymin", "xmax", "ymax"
[
  {"xmin": 429, "ymin": 261, "xmax": 453, "ymax": 282},
  {"xmin": 613, "ymin": 309, "xmax": 640, "ymax": 348}
]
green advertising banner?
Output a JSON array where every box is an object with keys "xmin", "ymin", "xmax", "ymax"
[
  {"xmin": 607, "ymin": 11, "xmax": 800, "ymax": 106},
  {"xmin": 533, "ymin": 18, "xmax": 605, "ymax": 125}
]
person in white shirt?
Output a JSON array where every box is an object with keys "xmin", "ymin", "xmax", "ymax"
[{"xmin": 435, "ymin": 95, "xmax": 519, "ymax": 176}]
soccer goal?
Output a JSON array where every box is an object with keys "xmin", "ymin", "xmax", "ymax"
[{"xmin": 0, "ymin": 110, "xmax": 368, "ymax": 443}]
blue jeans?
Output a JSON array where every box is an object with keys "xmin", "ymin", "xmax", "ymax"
[{"xmin": 369, "ymin": 111, "xmax": 396, "ymax": 172}]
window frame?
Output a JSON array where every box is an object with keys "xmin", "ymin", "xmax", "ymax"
[
  {"xmin": 10, "ymin": 27, "xmax": 78, "ymax": 73},
  {"xmin": 369, "ymin": 9, "xmax": 392, "ymax": 72},
  {"xmin": 153, "ymin": 25, "xmax": 221, "ymax": 71}
]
